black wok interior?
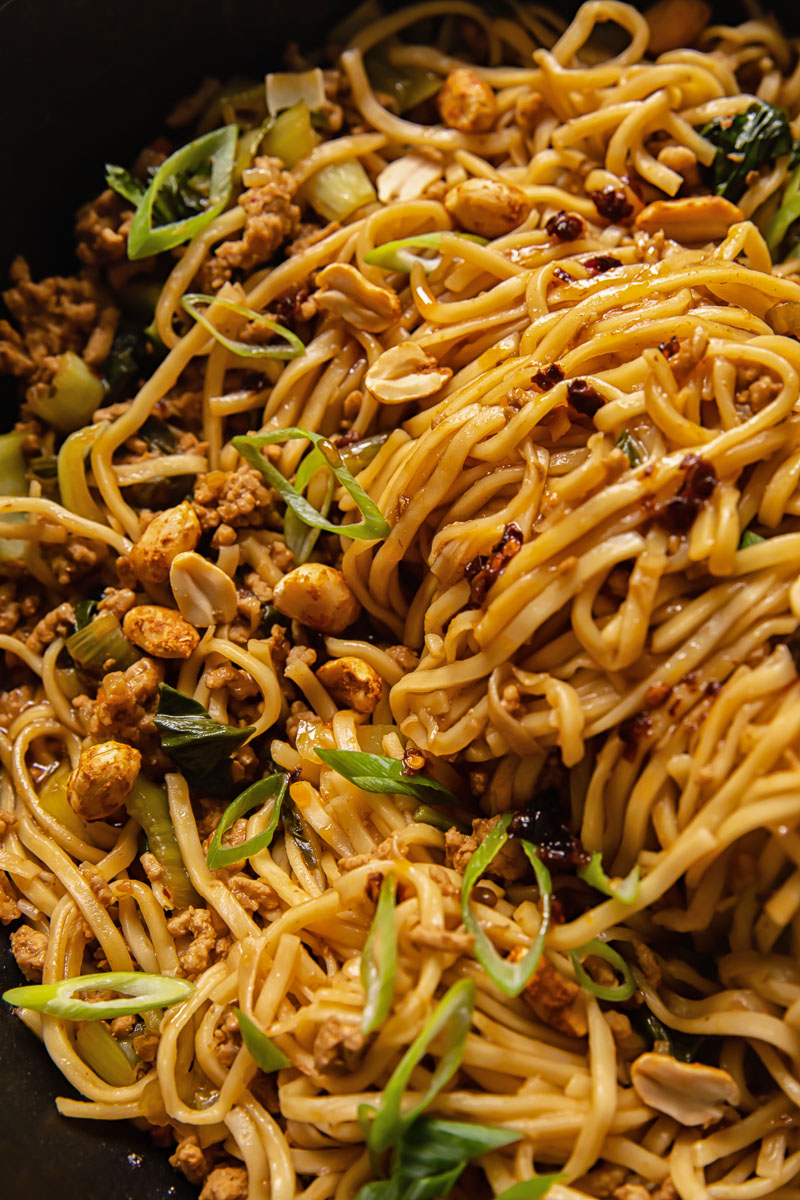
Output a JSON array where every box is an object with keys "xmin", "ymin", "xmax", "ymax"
[{"xmin": 0, "ymin": 0, "xmax": 787, "ymax": 1195}]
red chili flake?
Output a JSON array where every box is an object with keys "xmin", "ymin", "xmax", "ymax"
[
  {"xmin": 657, "ymin": 454, "xmax": 717, "ymax": 533},
  {"xmin": 545, "ymin": 210, "xmax": 585, "ymax": 242},
  {"xmin": 532, "ymin": 363, "xmax": 565, "ymax": 390},
  {"xmin": 584, "ymin": 254, "xmax": 622, "ymax": 276},
  {"xmin": 553, "ymin": 266, "xmax": 574, "ymax": 283},
  {"xmin": 332, "ymin": 429, "xmax": 361, "ymax": 447},
  {"xmin": 659, "ymin": 336, "xmax": 680, "ymax": 359},
  {"xmin": 619, "ymin": 712, "xmax": 652, "ymax": 761},
  {"xmin": 401, "ymin": 746, "xmax": 428, "ymax": 775},
  {"xmin": 589, "ymin": 186, "xmax": 634, "ymax": 223},
  {"xmin": 465, "ymin": 522, "xmax": 524, "ymax": 606},
  {"xmin": 566, "ymin": 378, "xmax": 603, "ymax": 417}
]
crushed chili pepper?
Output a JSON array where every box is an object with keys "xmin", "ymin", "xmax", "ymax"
[
  {"xmin": 507, "ymin": 752, "xmax": 590, "ymax": 869},
  {"xmin": 553, "ymin": 266, "xmax": 574, "ymax": 283},
  {"xmin": 401, "ymin": 746, "xmax": 428, "ymax": 775},
  {"xmin": 465, "ymin": 522, "xmax": 524, "ymax": 606},
  {"xmin": 619, "ymin": 712, "xmax": 653, "ymax": 761},
  {"xmin": 659, "ymin": 336, "xmax": 680, "ymax": 359},
  {"xmin": 589, "ymin": 186, "xmax": 634, "ymax": 223},
  {"xmin": 545, "ymin": 210, "xmax": 585, "ymax": 242},
  {"xmin": 532, "ymin": 363, "xmax": 565, "ymax": 390},
  {"xmin": 567, "ymin": 378, "xmax": 604, "ymax": 417},
  {"xmin": 584, "ymin": 254, "xmax": 622, "ymax": 275},
  {"xmin": 657, "ymin": 453, "xmax": 717, "ymax": 534}
]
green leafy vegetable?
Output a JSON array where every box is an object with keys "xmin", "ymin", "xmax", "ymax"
[
  {"xmin": 365, "ymin": 50, "xmax": 441, "ymax": 114},
  {"xmin": 27, "ymin": 351, "xmax": 105, "ymax": 433},
  {"xmin": 495, "ymin": 1175, "xmax": 564, "ymax": 1200},
  {"xmin": 153, "ymin": 684, "xmax": 254, "ymax": 792},
  {"xmin": 766, "ymin": 163, "xmax": 800, "ymax": 260},
  {"xmin": 232, "ymin": 429, "xmax": 390, "ymax": 542},
  {"xmin": 360, "ymin": 978, "xmax": 475, "ymax": 1157},
  {"xmin": 569, "ymin": 938, "xmax": 637, "ymax": 1003},
  {"xmin": 181, "ymin": 293, "xmax": 305, "ymax": 360},
  {"xmin": 283, "ymin": 443, "xmax": 335, "ymax": 564},
  {"xmin": 632, "ymin": 1008, "xmax": 706, "ymax": 1063},
  {"xmin": 700, "ymin": 101, "xmax": 794, "ymax": 203},
  {"xmin": 365, "ymin": 231, "xmax": 487, "ymax": 274},
  {"xmin": 108, "ymin": 124, "xmax": 238, "ymax": 260},
  {"xmin": 263, "ymin": 100, "xmax": 319, "ymax": 167},
  {"xmin": 75, "ymin": 1021, "xmax": 137, "ymax": 1086},
  {"xmin": 361, "ymin": 872, "xmax": 397, "ymax": 1035},
  {"xmin": 283, "ymin": 798, "xmax": 318, "ymax": 869},
  {"xmin": 235, "ymin": 1007, "xmax": 290, "ymax": 1071},
  {"xmin": 577, "ymin": 851, "xmax": 640, "ymax": 904},
  {"xmin": 105, "ymin": 330, "xmax": 158, "ymax": 403},
  {"xmin": 66, "ymin": 612, "xmax": 138, "ymax": 674},
  {"xmin": 614, "ymin": 428, "xmax": 642, "ymax": 467},
  {"xmin": 306, "ymin": 160, "xmax": 376, "ymax": 222},
  {"xmin": 395, "ymin": 1117, "xmax": 520, "ymax": 1178},
  {"xmin": 125, "ymin": 777, "xmax": 198, "ymax": 909},
  {"xmin": 206, "ymin": 773, "xmax": 289, "ymax": 869},
  {"xmin": 3, "ymin": 971, "xmax": 195, "ymax": 1020},
  {"xmin": 460, "ymin": 812, "xmax": 551, "ymax": 997},
  {"xmin": 316, "ymin": 748, "xmax": 457, "ymax": 804},
  {"xmin": 0, "ymin": 431, "xmax": 30, "ymax": 562},
  {"xmin": 74, "ymin": 599, "xmax": 99, "ymax": 631},
  {"xmin": 739, "ymin": 528, "xmax": 765, "ymax": 548}
]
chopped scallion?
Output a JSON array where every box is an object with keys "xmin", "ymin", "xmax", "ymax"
[
  {"xmin": 316, "ymin": 748, "xmax": 456, "ymax": 803},
  {"xmin": 3, "ymin": 971, "xmax": 195, "ymax": 1020},
  {"xmin": 206, "ymin": 773, "xmax": 289, "ymax": 869},
  {"xmin": 569, "ymin": 938, "xmax": 637, "ymax": 1003},
  {"xmin": 361, "ymin": 872, "xmax": 397, "ymax": 1035},
  {"xmin": 364, "ymin": 231, "xmax": 487, "ymax": 274},
  {"xmin": 460, "ymin": 812, "xmax": 551, "ymax": 997},
  {"xmin": 235, "ymin": 1007, "xmax": 290, "ymax": 1071},
  {"xmin": 233, "ymin": 429, "xmax": 390, "ymax": 542},
  {"xmin": 182, "ymin": 293, "xmax": 305, "ymax": 360},
  {"xmin": 75, "ymin": 1021, "xmax": 138, "ymax": 1086},
  {"xmin": 306, "ymin": 160, "xmax": 376, "ymax": 222},
  {"xmin": 262, "ymin": 100, "xmax": 320, "ymax": 167},
  {"xmin": 739, "ymin": 528, "xmax": 765, "ymax": 548},
  {"xmin": 577, "ymin": 851, "xmax": 640, "ymax": 904},
  {"xmin": 65, "ymin": 612, "xmax": 139, "ymax": 674},
  {"xmin": 614, "ymin": 428, "xmax": 642, "ymax": 467},
  {"xmin": 125, "ymin": 777, "xmax": 198, "ymax": 910}
]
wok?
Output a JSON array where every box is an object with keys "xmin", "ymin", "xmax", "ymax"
[{"xmin": 0, "ymin": 0, "xmax": 785, "ymax": 1195}]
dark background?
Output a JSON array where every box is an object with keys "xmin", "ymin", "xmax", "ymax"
[{"xmin": 0, "ymin": 0, "xmax": 776, "ymax": 1195}]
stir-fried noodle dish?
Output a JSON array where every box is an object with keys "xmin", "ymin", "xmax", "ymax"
[{"xmin": 10, "ymin": 0, "xmax": 800, "ymax": 1196}]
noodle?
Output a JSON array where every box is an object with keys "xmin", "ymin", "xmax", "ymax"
[{"xmin": 5, "ymin": 3, "xmax": 800, "ymax": 1199}]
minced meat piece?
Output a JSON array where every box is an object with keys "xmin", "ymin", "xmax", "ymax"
[
  {"xmin": 74, "ymin": 189, "xmax": 134, "ymax": 266},
  {"xmin": 200, "ymin": 1166, "xmax": 249, "ymax": 1200},
  {"xmin": 167, "ymin": 907, "xmax": 218, "ymax": 979},
  {"xmin": 193, "ymin": 466, "xmax": 278, "ymax": 530},
  {"xmin": 0, "ymin": 685, "xmax": 36, "ymax": 732},
  {"xmin": 45, "ymin": 538, "xmax": 109, "ymax": 588},
  {"xmin": 87, "ymin": 656, "xmax": 164, "ymax": 748},
  {"xmin": 515, "ymin": 952, "xmax": 587, "ymax": 1037},
  {"xmin": 0, "ymin": 877, "xmax": 20, "ymax": 924},
  {"xmin": 199, "ymin": 157, "xmax": 301, "ymax": 292},
  {"xmin": 25, "ymin": 601, "xmax": 75, "ymax": 655},
  {"xmin": 9, "ymin": 926, "xmax": 48, "ymax": 980},
  {"xmin": 312, "ymin": 1016, "xmax": 365, "ymax": 1073},
  {"xmin": 0, "ymin": 256, "xmax": 116, "ymax": 382},
  {"xmin": 169, "ymin": 1136, "xmax": 212, "ymax": 1186}
]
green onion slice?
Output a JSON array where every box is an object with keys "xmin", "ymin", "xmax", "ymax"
[
  {"xmin": 206, "ymin": 772, "xmax": 289, "ymax": 869},
  {"xmin": 283, "ymin": 444, "xmax": 335, "ymax": 564},
  {"xmin": 316, "ymin": 748, "xmax": 457, "ymax": 804},
  {"xmin": 114, "ymin": 125, "xmax": 238, "ymax": 260},
  {"xmin": 614, "ymin": 428, "xmax": 642, "ymax": 467},
  {"xmin": 364, "ymin": 231, "xmax": 487, "ymax": 274},
  {"xmin": 496, "ymin": 1174, "xmax": 565, "ymax": 1200},
  {"xmin": 181, "ymin": 293, "xmax": 305, "ymax": 360},
  {"xmin": 461, "ymin": 813, "xmax": 552, "ymax": 997},
  {"xmin": 235, "ymin": 1007, "xmax": 290, "ymax": 1072},
  {"xmin": 232, "ymin": 429, "xmax": 390, "ymax": 542},
  {"xmin": 739, "ymin": 528, "xmax": 765, "ymax": 548},
  {"xmin": 3, "ymin": 971, "xmax": 195, "ymax": 1020},
  {"xmin": 412, "ymin": 804, "xmax": 466, "ymax": 833},
  {"xmin": 577, "ymin": 852, "xmax": 640, "ymax": 904},
  {"xmin": 569, "ymin": 938, "xmax": 637, "ymax": 1003},
  {"xmin": 361, "ymin": 872, "xmax": 397, "ymax": 1035},
  {"xmin": 360, "ymin": 978, "xmax": 475, "ymax": 1157}
]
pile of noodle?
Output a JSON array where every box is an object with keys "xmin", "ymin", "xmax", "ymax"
[{"xmin": 6, "ymin": 3, "xmax": 800, "ymax": 1199}]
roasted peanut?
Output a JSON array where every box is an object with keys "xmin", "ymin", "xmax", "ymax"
[
  {"xmin": 130, "ymin": 502, "xmax": 202, "ymax": 586},
  {"xmin": 444, "ymin": 177, "xmax": 530, "ymax": 238},
  {"xmin": 438, "ymin": 68, "xmax": 498, "ymax": 133},
  {"xmin": 634, "ymin": 196, "xmax": 743, "ymax": 242},
  {"xmin": 645, "ymin": 0, "xmax": 711, "ymax": 54},
  {"xmin": 122, "ymin": 605, "xmax": 201, "ymax": 659},
  {"xmin": 316, "ymin": 656, "xmax": 384, "ymax": 714},
  {"xmin": 68, "ymin": 741, "xmax": 141, "ymax": 820},
  {"xmin": 313, "ymin": 263, "xmax": 401, "ymax": 333},
  {"xmin": 365, "ymin": 343, "xmax": 452, "ymax": 404},
  {"xmin": 630, "ymin": 1053, "xmax": 740, "ymax": 1125},
  {"xmin": 273, "ymin": 564, "xmax": 361, "ymax": 634},
  {"xmin": 169, "ymin": 552, "xmax": 237, "ymax": 627}
]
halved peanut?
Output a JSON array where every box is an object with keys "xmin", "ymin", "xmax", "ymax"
[
  {"xmin": 170, "ymin": 552, "xmax": 237, "ymax": 627},
  {"xmin": 630, "ymin": 1052, "xmax": 740, "ymax": 1125},
  {"xmin": 122, "ymin": 605, "xmax": 200, "ymax": 659},
  {"xmin": 130, "ymin": 502, "xmax": 201, "ymax": 587},
  {"xmin": 377, "ymin": 153, "xmax": 443, "ymax": 204},
  {"xmin": 314, "ymin": 263, "xmax": 401, "ymax": 332},
  {"xmin": 365, "ymin": 343, "xmax": 452, "ymax": 404},
  {"xmin": 316, "ymin": 656, "xmax": 383, "ymax": 713},
  {"xmin": 634, "ymin": 196, "xmax": 743, "ymax": 242}
]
